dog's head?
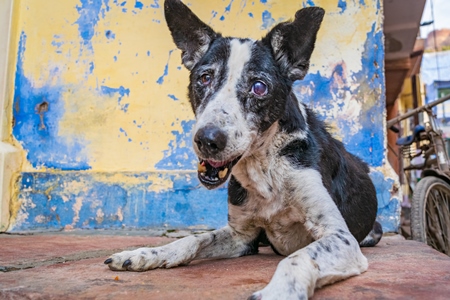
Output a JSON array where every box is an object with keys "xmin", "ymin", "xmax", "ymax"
[{"xmin": 164, "ymin": 0, "xmax": 324, "ymax": 189}]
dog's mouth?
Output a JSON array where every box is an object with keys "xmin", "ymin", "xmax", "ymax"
[{"xmin": 197, "ymin": 156, "xmax": 241, "ymax": 189}]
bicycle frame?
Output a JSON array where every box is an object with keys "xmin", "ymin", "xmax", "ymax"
[
  {"xmin": 389, "ymin": 94, "xmax": 450, "ymax": 255},
  {"xmin": 387, "ymin": 94, "xmax": 450, "ymax": 179}
]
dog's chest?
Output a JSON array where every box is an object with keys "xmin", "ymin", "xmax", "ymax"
[
  {"xmin": 231, "ymin": 153, "xmax": 313, "ymax": 255},
  {"xmin": 233, "ymin": 152, "xmax": 281, "ymax": 201}
]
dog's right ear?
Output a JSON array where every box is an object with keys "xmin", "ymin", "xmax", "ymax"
[{"xmin": 164, "ymin": 0, "xmax": 219, "ymax": 70}]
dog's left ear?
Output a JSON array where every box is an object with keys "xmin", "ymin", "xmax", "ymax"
[
  {"xmin": 164, "ymin": 0, "xmax": 220, "ymax": 70},
  {"xmin": 262, "ymin": 7, "xmax": 325, "ymax": 81}
]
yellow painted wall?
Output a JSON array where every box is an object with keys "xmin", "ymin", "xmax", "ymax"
[
  {"xmin": 10, "ymin": 0, "xmax": 381, "ymax": 173},
  {"xmin": 4, "ymin": 0, "xmax": 399, "ymax": 232}
]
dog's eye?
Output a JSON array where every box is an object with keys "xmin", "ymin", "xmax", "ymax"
[
  {"xmin": 251, "ymin": 81, "xmax": 268, "ymax": 96},
  {"xmin": 200, "ymin": 74, "xmax": 212, "ymax": 85}
]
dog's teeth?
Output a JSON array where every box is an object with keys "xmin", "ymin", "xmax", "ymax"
[
  {"xmin": 198, "ymin": 162, "xmax": 207, "ymax": 173},
  {"xmin": 218, "ymin": 168, "xmax": 228, "ymax": 179}
]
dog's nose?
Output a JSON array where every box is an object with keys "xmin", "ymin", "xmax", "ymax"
[{"xmin": 194, "ymin": 125, "xmax": 227, "ymax": 155}]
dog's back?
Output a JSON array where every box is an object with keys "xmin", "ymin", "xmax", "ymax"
[
  {"xmin": 300, "ymin": 106, "xmax": 380, "ymax": 244},
  {"xmin": 263, "ymin": 86, "xmax": 380, "ymax": 245}
]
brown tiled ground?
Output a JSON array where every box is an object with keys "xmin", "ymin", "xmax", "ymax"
[
  {"xmin": 0, "ymin": 233, "xmax": 449, "ymax": 299},
  {"xmin": 0, "ymin": 233, "xmax": 174, "ymax": 271}
]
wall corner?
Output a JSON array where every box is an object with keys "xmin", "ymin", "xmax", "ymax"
[
  {"xmin": 0, "ymin": 143, "xmax": 21, "ymax": 231},
  {"xmin": 0, "ymin": 0, "xmax": 22, "ymax": 232}
]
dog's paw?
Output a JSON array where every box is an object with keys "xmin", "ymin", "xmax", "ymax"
[
  {"xmin": 104, "ymin": 247, "xmax": 171, "ymax": 271},
  {"xmin": 249, "ymin": 286, "xmax": 308, "ymax": 300},
  {"xmin": 248, "ymin": 258, "xmax": 312, "ymax": 300}
]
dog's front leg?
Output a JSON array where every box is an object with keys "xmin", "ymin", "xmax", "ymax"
[
  {"xmin": 250, "ymin": 171, "xmax": 369, "ymax": 299},
  {"xmin": 249, "ymin": 230, "xmax": 367, "ymax": 299},
  {"xmin": 105, "ymin": 225, "xmax": 257, "ymax": 271}
]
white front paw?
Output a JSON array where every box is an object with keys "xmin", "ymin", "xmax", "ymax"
[
  {"xmin": 104, "ymin": 247, "xmax": 170, "ymax": 271},
  {"xmin": 248, "ymin": 282, "xmax": 308, "ymax": 300},
  {"xmin": 248, "ymin": 257, "xmax": 315, "ymax": 299}
]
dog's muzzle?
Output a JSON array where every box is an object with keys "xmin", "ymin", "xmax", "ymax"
[
  {"xmin": 197, "ymin": 157, "xmax": 241, "ymax": 189},
  {"xmin": 194, "ymin": 125, "xmax": 241, "ymax": 189},
  {"xmin": 194, "ymin": 125, "xmax": 228, "ymax": 157}
]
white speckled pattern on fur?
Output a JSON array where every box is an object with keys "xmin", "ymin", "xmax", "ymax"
[
  {"xmin": 106, "ymin": 2, "xmax": 373, "ymax": 299},
  {"xmin": 193, "ymin": 39, "xmax": 255, "ymax": 162}
]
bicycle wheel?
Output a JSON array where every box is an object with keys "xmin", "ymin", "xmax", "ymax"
[{"xmin": 411, "ymin": 176, "xmax": 450, "ymax": 255}]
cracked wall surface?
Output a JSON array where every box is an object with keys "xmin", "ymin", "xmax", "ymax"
[{"xmin": 3, "ymin": 0, "xmax": 400, "ymax": 232}]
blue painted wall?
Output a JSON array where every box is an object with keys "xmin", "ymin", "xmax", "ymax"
[
  {"xmin": 7, "ymin": 0, "xmax": 400, "ymax": 233},
  {"xmin": 16, "ymin": 172, "xmax": 227, "ymax": 231}
]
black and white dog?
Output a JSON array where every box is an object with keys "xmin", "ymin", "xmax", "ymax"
[{"xmin": 105, "ymin": 0, "xmax": 382, "ymax": 298}]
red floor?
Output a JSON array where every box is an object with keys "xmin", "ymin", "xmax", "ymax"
[{"xmin": 1, "ymin": 233, "xmax": 449, "ymax": 299}]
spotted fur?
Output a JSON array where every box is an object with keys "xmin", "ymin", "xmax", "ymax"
[{"xmin": 105, "ymin": 1, "xmax": 382, "ymax": 298}]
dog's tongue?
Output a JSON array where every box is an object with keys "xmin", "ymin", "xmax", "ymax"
[{"xmin": 208, "ymin": 160, "xmax": 227, "ymax": 168}]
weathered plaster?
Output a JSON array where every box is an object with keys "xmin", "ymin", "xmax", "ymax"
[
  {"xmin": 5, "ymin": 0, "xmax": 400, "ymax": 232},
  {"xmin": 0, "ymin": 0, "xmax": 22, "ymax": 232},
  {"xmin": 12, "ymin": 172, "xmax": 227, "ymax": 231},
  {"xmin": 11, "ymin": 0, "xmax": 384, "ymax": 172}
]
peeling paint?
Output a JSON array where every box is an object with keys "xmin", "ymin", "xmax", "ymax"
[
  {"xmin": 155, "ymin": 120, "xmax": 197, "ymax": 170},
  {"xmin": 7, "ymin": 0, "xmax": 397, "ymax": 232},
  {"xmin": 293, "ymin": 22, "xmax": 384, "ymax": 167},
  {"xmin": 156, "ymin": 50, "xmax": 174, "ymax": 85},
  {"xmin": 150, "ymin": 0, "xmax": 160, "ymax": 9},
  {"xmin": 134, "ymin": 1, "xmax": 143, "ymax": 10},
  {"xmin": 167, "ymin": 94, "xmax": 179, "ymax": 101},
  {"xmin": 76, "ymin": 0, "xmax": 110, "ymax": 46},
  {"xmin": 101, "ymin": 85, "xmax": 131, "ymax": 112},
  {"xmin": 13, "ymin": 32, "xmax": 91, "ymax": 170},
  {"xmin": 261, "ymin": 10, "xmax": 274, "ymax": 30},
  {"xmin": 372, "ymin": 164, "xmax": 402, "ymax": 233},
  {"xmin": 10, "ymin": 172, "xmax": 227, "ymax": 231},
  {"xmin": 337, "ymin": 0, "xmax": 347, "ymax": 14},
  {"xmin": 72, "ymin": 196, "xmax": 83, "ymax": 227}
]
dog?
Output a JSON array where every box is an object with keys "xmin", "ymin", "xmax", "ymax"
[{"xmin": 104, "ymin": 0, "xmax": 382, "ymax": 298}]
